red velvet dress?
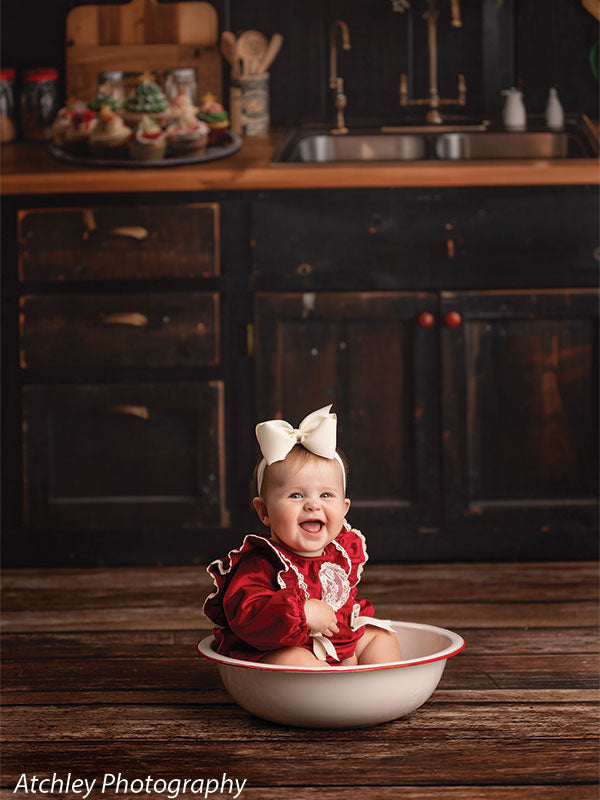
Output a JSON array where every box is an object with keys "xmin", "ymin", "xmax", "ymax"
[{"xmin": 203, "ymin": 522, "xmax": 375, "ymax": 665}]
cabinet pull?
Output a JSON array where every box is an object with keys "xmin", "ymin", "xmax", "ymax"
[
  {"xmin": 109, "ymin": 226, "xmax": 149, "ymax": 241},
  {"xmin": 445, "ymin": 311, "xmax": 462, "ymax": 329},
  {"xmin": 106, "ymin": 405, "xmax": 150, "ymax": 420},
  {"xmin": 81, "ymin": 209, "xmax": 97, "ymax": 241},
  {"xmin": 101, "ymin": 312, "xmax": 148, "ymax": 327},
  {"xmin": 418, "ymin": 312, "xmax": 435, "ymax": 329}
]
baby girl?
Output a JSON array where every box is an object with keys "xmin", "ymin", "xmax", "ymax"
[{"xmin": 203, "ymin": 405, "xmax": 403, "ymax": 667}]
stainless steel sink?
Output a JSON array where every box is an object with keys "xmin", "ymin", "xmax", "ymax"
[
  {"xmin": 435, "ymin": 131, "xmax": 590, "ymax": 160},
  {"xmin": 271, "ymin": 116, "xmax": 599, "ymax": 164},
  {"xmin": 280, "ymin": 133, "xmax": 427, "ymax": 163}
]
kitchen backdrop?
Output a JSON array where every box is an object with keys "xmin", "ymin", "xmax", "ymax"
[
  {"xmin": 2, "ymin": 0, "xmax": 599, "ymax": 121},
  {"xmin": 1, "ymin": 0, "xmax": 598, "ymax": 568}
]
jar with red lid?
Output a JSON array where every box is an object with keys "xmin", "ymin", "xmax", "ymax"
[
  {"xmin": 20, "ymin": 67, "xmax": 59, "ymax": 140},
  {"xmin": 0, "ymin": 68, "xmax": 17, "ymax": 142}
]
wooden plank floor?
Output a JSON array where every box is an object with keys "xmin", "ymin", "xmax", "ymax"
[{"xmin": 1, "ymin": 562, "xmax": 598, "ymax": 799}]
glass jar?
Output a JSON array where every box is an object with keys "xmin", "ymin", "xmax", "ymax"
[
  {"xmin": 20, "ymin": 67, "xmax": 59, "ymax": 140},
  {"xmin": 0, "ymin": 68, "xmax": 17, "ymax": 142},
  {"xmin": 164, "ymin": 68, "xmax": 198, "ymax": 105}
]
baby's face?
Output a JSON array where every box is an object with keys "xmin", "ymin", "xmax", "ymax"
[{"xmin": 253, "ymin": 455, "xmax": 350, "ymax": 557}]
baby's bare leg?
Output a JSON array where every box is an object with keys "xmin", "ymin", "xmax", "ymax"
[
  {"xmin": 354, "ymin": 626, "xmax": 403, "ymax": 665},
  {"xmin": 261, "ymin": 646, "xmax": 322, "ymax": 667}
]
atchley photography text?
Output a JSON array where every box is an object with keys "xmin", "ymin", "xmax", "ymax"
[{"xmin": 13, "ymin": 773, "xmax": 247, "ymax": 799}]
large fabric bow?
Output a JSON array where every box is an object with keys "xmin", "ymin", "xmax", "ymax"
[{"xmin": 256, "ymin": 405, "xmax": 338, "ymax": 466}]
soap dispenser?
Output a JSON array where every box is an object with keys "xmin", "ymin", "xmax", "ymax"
[
  {"xmin": 501, "ymin": 87, "xmax": 526, "ymax": 131},
  {"xmin": 545, "ymin": 87, "xmax": 564, "ymax": 131}
]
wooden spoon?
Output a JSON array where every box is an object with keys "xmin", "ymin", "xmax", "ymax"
[
  {"xmin": 220, "ymin": 30, "xmax": 240, "ymax": 79},
  {"xmin": 236, "ymin": 29, "xmax": 268, "ymax": 76},
  {"xmin": 257, "ymin": 33, "xmax": 283, "ymax": 74}
]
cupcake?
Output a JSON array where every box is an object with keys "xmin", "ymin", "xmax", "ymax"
[
  {"xmin": 197, "ymin": 92, "xmax": 230, "ymax": 146},
  {"xmin": 123, "ymin": 78, "xmax": 170, "ymax": 127},
  {"xmin": 89, "ymin": 106, "xmax": 132, "ymax": 158},
  {"xmin": 168, "ymin": 88, "xmax": 199, "ymax": 120},
  {"xmin": 62, "ymin": 109, "xmax": 97, "ymax": 155},
  {"xmin": 127, "ymin": 115, "xmax": 167, "ymax": 161},
  {"xmin": 88, "ymin": 92, "xmax": 122, "ymax": 113},
  {"xmin": 51, "ymin": 99, "xmax": 87, "ymax": 148},
  {"xmin": 166, "ymin": 111, "xmax": 209, "ymax": 157}
]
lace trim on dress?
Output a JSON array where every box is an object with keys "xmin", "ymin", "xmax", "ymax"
[
  {"xmin": 319, "ymin": 562, "xmax": 351, "ymax": 611},
  {"xmin": 345, "ymin": 522, "xmax": 369, "ymax": 587},
  {"xmin": 203, "ymin": 534, "xmax": 292, "ymax": 616}
]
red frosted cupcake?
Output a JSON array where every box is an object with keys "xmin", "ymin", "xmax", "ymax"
[{"xmin": 63, "ymin": 109, "xmax": 97, "ymax": 155}]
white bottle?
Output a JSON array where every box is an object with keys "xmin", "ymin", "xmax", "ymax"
[
  {"xmin": 501, "ymin": 87, "xmax": 526, "ymax": 131},
  {"xmin": 545, "ymin": 87, "xmax": 564, "ymax": 131}
]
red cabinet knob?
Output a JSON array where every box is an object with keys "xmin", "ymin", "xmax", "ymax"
[
  {"xmin": 445, "ymin": 311, "xmax": 462, "ymax": 329},
  {"xmin": 418, "ymin": 312, "xmax": 435, "ymax": 329}
]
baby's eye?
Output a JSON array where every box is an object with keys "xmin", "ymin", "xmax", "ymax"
[
  {"xmin": 289, "ymin": 492, "xmax": 303, "ymax": 499},
  {"xmin": 320, "ymin": 492, "xmax": 333, "ymax": 498}
]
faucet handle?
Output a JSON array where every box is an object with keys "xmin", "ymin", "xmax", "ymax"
[{"xmin": 399, "ymin": 73, "xmax": 408, "ymax": 105}]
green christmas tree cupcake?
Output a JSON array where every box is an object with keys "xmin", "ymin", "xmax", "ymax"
[{"xmin": 123, "ymin": 75, "xmax": 170, "ymax": 127}]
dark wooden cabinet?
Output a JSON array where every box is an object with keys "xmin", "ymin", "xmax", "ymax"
[
  {"xmin": 250, "ymin": 188, "xmax": 599, "ymax": 560},
  {"xmin": 440, "ymin": 289, "xmax": 598, "ymax": 529},
  {"xmin": 5, "ymin": 200, "xmax": 230, "ymax": 563},
  {"xmin": 22, "ymin": 381, "xmax": 227, "ymax": 531},
  {"xmin": 2, "ymin": 186, "xmax": 598, "ymax": 564},
  {"xmin": 254, "ymin": 292, "xmax": 441, "ymax": 536},
  {"xmin": 253, "ymin": 288, "xmax": 599, "ymax": 558}
]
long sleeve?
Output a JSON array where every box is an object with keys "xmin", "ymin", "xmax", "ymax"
[{"xmin": 222, "ymin": 553, "xmax": 310, "ymax": 651}]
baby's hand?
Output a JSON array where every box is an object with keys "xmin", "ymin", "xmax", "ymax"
[{"xmin": 304, "ymin": 599, "xmax": 339, "ymax": 637}]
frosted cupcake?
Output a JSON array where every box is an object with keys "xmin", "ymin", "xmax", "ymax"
[
  {"xmin": 51, "ymin": 100, "xmax": 87, "ymax": 148},
  {"xmin": 123, "ymin": 79, "xmax": 170, "ymax": 127},
  {"xmin": 168, "ymin": 88, "xmax": 199, "ymax": 120},
  {"xmin": 89, "ymin": 106, "xmax": 132, "ymax": 159},
  {"xmin": 166, "ymin": 112, "xmax": 209, "ymax": 157},
  {"xmin": 62, "ymin": 109, "xmax": 97, "ymax": 154},
  {"xmin": 88, "ymin": 92, "xmax": 122, "ymax": 113},
  {"xmin": 128, "ymin": 115, "xmax": 167, "ymax": 161},
  {"xmin": 197, "ymin": 92, "xmax": 230, "ymax": 146}
]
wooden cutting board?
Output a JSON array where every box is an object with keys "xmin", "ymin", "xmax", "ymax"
[{"xmin": 66, "ymin": 0, "xmax": 221, "ymax": 103}]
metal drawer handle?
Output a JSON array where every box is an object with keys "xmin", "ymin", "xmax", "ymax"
[
  {"xmin": 101, "ymin": 312, "xmax": 148, "ymax": 327},
  {"xmin": 109, "ymin": 226, "xmax": 149, "ymax": 241},
  {"xmin": 106, "ymin": 405, "xmax": 149, "ymax": 420}
]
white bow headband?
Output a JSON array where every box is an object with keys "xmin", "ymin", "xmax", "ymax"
[{"xmin": 255, "ymin": 405, "xmax": 346, "ymax": 495}]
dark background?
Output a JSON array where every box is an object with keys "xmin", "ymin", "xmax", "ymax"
[{"xmin": 2, "ymin": 0, "xmax": 599, "ymax": 125}]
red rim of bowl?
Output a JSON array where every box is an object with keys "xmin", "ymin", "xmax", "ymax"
[{"xmin": 197, "ymin": 621, "xmax": 465, "ymax": 674}]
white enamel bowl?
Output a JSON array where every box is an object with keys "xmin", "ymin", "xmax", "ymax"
[{"xmin": 197, "ymin": 621, "xmax": 464, "ymax": 728}]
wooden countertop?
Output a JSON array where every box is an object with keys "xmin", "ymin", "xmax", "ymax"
[
  {"xmin": 2, "ymin": 561, "xmax": 598, "ymax": 797},
  {"xmin": 1, "ymin": 135, "xmax": 598, "ymax": 195}
]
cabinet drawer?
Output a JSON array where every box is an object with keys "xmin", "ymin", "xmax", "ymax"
[
  {"xmin": 251, "ymin": 188, "xmax": 599, "ymax": 289},
  {"xmin": 18, "ymin": 204, "xmax": 219, "ymax": 282},
  {"xmin": 22, "ymin": 382, "xmax": 228, "ymax": 530},
  {"xmin": 20, "ymin": 292, "xmax": 219, "ymax": 368}
]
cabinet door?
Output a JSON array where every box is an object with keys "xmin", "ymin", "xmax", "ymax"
[
  {"xmin": 441, "ymin": 289, "xmax": 598, "ymax": 546},
  {"xmin": 22, "ymin": 382, "xmax": 228, "ymax": 531},
  {"xmin": 254, "ymin": 292, "xmax": 440, "ymax": 555}
]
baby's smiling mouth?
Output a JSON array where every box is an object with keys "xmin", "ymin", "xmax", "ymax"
[{"xmin": 300, "ymin": 520, "xmax": 324, "ymax": 533}]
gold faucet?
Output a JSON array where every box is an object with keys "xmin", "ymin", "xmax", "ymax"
[
  {"xmin": 399, "ymin": 0, "xmax": 466, "ymax": 124},
  {"xmin": 329, "ymin": 20, "xmax": 351, "ymax": 134}
]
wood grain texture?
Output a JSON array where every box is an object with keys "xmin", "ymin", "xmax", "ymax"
[
  {"xmin": 1, "ymin": 562, "xmax": 598, "ymax": 796},
  {"xmin": 65, "ymin": 0, "xmax": 220, "ymax": 102},
  {"xmin": 1, "ymin": 141, "xmax": 598, "ymax": 196}
]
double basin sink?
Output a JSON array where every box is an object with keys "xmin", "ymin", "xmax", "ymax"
[{"xmin": 272, "ymin": 117, "xmax": 599, "ymax": 163}]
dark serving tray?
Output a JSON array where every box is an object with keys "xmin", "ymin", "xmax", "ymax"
[{"xmin": 49, "ymin": 133, "xmax": 242, "ymax": 168}]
